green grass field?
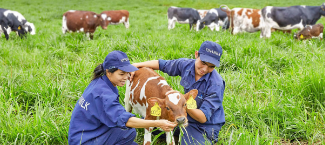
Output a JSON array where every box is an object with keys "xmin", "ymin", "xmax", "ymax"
[{"xmin": 1, "ymin": 0, "xmax": 325, "ymax": 144}]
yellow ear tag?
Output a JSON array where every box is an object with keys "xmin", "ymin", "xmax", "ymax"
[
  {"xmin": 150, "ymin": 102, "xmax": 161, "ymax": 116},
  {"xmin": 300, "ymin": 34, "xmax": 304, "ymax": 39},
  {"xmin": 18, "ymin": 26, "xmax": 21, "ymax": 30},
  {"xmin": 186, "ymin": 95, "xmax": 197, "ymax": 109}
]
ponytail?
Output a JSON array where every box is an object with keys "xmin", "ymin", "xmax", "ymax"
[
  {"xmin": 91, "ymin": 64, "xmax": 119, "ymax": 81},
  {"xmin": 92, "ymin": 64, "xmax": 104, "ymax": 81}
]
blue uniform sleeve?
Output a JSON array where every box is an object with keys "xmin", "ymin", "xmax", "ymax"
[
  {"xmin": 100, "ymin": 95, "xmax": 136, "ymax": 129},
  {"xmin": 159, "ymin": 59, "xmax": 186, "ymax": 76},
  {"xmin": 199, "ymin": 81, "xmax": 225, "ymax": 122}
]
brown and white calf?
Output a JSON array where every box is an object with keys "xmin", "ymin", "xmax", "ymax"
[
  {"xmin": 221, "ymin": 5, "xmax": 264, "ymax": 37},
  {"xmin": 294, "ymin": 23, "xmax": 324, "ymax": 40},
  {"xmin": 101, "ymin": 10, "xmax": 129, "ymax": 28},
  {"xmin": 124, "ymin": 67, "xmax": 198, "ymax": 145},
  {"xmin": 62, "ymin": 10, "xmax": 108, "ymax": 40}
]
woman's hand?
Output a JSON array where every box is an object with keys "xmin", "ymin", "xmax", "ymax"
[{"xmin": 157, "ymin": 120, "xmax": 177, "ymax": 132}]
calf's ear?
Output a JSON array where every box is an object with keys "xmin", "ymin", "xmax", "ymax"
[
  {"xmin": 147, "ymin": 97, "xmax": 164, "ymax": 107},
  {"xmin": 184, "ymin": 89, "xmax": 198, "ymax": 100}
]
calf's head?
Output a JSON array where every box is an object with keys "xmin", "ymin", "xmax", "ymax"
[{"xmin": 147, "ymin": 89, "xmax": 198, "ymax": 127}]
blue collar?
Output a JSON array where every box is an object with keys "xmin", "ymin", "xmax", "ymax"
[
  {"xmin": 101, "ymin": 75, "xmax": 119, "ymax": 95},
  {"xmin": 188, "ymin": 60, "xmax": 210, "ymax": 82}
]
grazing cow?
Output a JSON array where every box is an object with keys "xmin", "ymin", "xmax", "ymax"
[
  {"xmin": 62, "ymin": 10, "xmax": 108, "ymax": 40},
  {"xmin": 124, "ymin": 67, "xmax": 198, "ymax": 145},
  {"xmin": 220, "ymin": 5, "xmax": 264, "ymax": 37},
  {"xmin": 197, "ymin": 10, "xmax": 209, "ymax": 19},
  {"xmin": 101, "ymin": 10, "xmax": 129, "ymax": 28},
  {"xmin": 167, "ymin": 6, "xmax": 201, "ymax": 30},
  {"xmin": 0, "ymin": 8, "xmax": 35, "ymax": 40},
  {"xmin": 197, "ymin": 8, "xmax": 228, "ymax": 31},
  {"xmin": 261, "ymin": 3, "xmax": 325, "ymax": 38},
  {"xmin": 294, "ymin": 23, "xmax": 324, "ymax": 40}
]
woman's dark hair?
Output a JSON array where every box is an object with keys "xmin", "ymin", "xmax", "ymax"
[{"xmin": 92, "ymin": 64, "xmax": 118, "ymax": 81}]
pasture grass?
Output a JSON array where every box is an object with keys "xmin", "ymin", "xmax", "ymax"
[{"xmin": 1, "ymin": 0, "xmax": 325, "ymax": 144}]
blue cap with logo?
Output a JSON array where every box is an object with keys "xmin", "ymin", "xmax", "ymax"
[
  {"xmin": 198, "ymin": 41, "xmax": 223, "ymax": 67},
  {"xmin": 103, "ymin": 51, "xmax": 139, "ymax": 72}
]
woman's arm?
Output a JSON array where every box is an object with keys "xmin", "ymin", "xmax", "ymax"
[
  {"xmin": 130, "ymin": 60, "xmax": 159, "ymax": 81},
  {"xmin": 132, "ymin": 60, "xmax": 159, "ymax": 70},
  {"xmin": 186, "ymin": 109, "xmax": 207, "ymax": 123},
  {"xmin": 126, "ymin": 117, "xmax": 177, "ymax": 132}
]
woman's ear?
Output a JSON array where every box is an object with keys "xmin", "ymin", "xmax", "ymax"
[
  {"xmin": 195, "ymin": 51, "xmax": 199, "ymax": 59},
  {"xmin": 105, "ymin": 69, "xmax": 110, "ymax": 76}
]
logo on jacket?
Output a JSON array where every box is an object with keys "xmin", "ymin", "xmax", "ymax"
[{"xmin": 79, "ymin": 96, "xmax": 90, "ymax": 111}]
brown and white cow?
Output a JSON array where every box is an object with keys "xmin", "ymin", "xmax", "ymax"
[
  {"xmin": 294, "ymin": 23, "xmax": 324, "ymax": 40},
  {"xmin": 197, "ymin": 9, "xmax": 209, "ymax": 19},
  {"xmin": 101, "ymin": 10, "xmax": 129, "ymax": 28},
  {"xmin": 62, "ymin": 10, "xmax": 108, "ymax": 40},
  {"xmin": 220, "ymin": 5, "xmax": 264, "ymax": 37},
  {"xmin": 124, "ymin": 67, "xmax": 198, "ymax": 145}
]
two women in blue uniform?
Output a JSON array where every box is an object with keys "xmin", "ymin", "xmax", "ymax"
[
  {"xmin": 68, "ymin": 51, "xmax": 177, "ymax": 145},
  {"xmin": 130, "ymin": 41, "xmax": 226, "ymax": 144}
]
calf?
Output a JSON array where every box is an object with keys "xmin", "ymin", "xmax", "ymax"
[
  {"xmin": 0, "ymin": 8, "xmax": 35, "ymax": 40},
  {"xmin": 101, "ymin": 10, "xmax": 129, "ymax": 28},
  {"xmin": 261, "ymin": 3, "xmax": 325, "ymax": 38},
  {"xmin": 197, "ymin": 8, "xmax": 228, "ymax": 31},
  {"xmin": 167, "ymin": 6, "xmax": 201, "ymax": 30},
  {"xmin": 220, "ymin": 5, "xmax": 264, "ymax": 37},
  {"xmin": 294, "ymin": 23, "xmax": 324, "ymax": 40},
  {"xmin": 62, "ymin": 10, "xmax": 108, "ymax": 40},
  {"xmin": 124, "ymin": 67, "xmax": 198, "ymax": 145}
]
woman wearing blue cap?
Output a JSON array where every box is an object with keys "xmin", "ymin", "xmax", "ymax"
[
  {"xmin": 68, "ymin": 51, "xmax": 177, "ymax": 145},
  {"xmin": 130, "ymin": 41, "xmax": 225, "ymax": 144}
]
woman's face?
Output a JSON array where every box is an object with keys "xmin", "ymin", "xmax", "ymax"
[
  {"xmin": 106, "ymin": 69, "xmax": 129, "ymax": 87},
  {"xmin": 194, "ymin": 51, "xmax": 216, "ymax": 77}
]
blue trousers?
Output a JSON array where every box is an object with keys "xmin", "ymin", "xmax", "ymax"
[
  {"xmin": 83, "ymin": 128, "xmax": 137, "ymax": 145},
  {"xmin": 153, "ymin": 123, "xmax": 222, "ymax": 145}
]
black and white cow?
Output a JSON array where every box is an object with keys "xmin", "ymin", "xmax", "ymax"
[
  {"xmin": 167, "ymin": 6, "xmax": 201, "ymax": 30},
  {"xmin": 261, "ymin": 3, "xmax": 325, "ymax": 38},
  {"xmin": 196, "ymin": 8, "xmax": 228, "ymax": 31},
  {"xmin": 0, "ymin": 8, "xmax": 35, "ymax": 40}
]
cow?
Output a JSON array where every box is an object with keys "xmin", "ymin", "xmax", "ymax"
[
  {"xmin": 167, "ymin": 6, "xmax": 201, "ymax": 30},
  {"xmin": 197, "ymin": 8, "xmax": 228, "ymax": 31},
  {"xmin": 124, "ymin": 67, "xmax": 198, "ymax": 145},
  {"xmin": 197, "ymin": 9, "xmax": 209, "ymax": 19},
  {"xmin": 62, "ymin": 10, "xmax": 108, "ymax": 40},
  {"xmin": 261, "ymin": 3, "xmax": 325, "ymax": 38},
  {"xmin": 294, "ymin": 23, "xmax": 324, "ymax": 40},
  {"xmin": 100, "ymin": 10, "xmax": 129, "ymax": 28},
  {"xmin": 220, "ymin": 5, "xmax": 264, "ymax": 37},
  {"xmin": 0, "ymin": 8, "xmax": 35, "ymax": 40}
]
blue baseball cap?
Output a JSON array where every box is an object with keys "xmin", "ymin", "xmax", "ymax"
[
  {"xmin": 198, "ymin": 41, "xmax": 223, "ymax": 67},
  {"xmin": 103, "ymin": 51, "xmax": 138, "ymax": 72}
]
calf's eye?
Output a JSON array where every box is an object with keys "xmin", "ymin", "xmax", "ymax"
[{"xmin": 166, "ymin": 107, "xmax": 170, "ymax": 110}]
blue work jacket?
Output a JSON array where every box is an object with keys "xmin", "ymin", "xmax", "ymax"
[
  {"xmin": 68, "ymin": 75, "xmax": 135, "ymax": 145},
  {"xmin": 159, "ymin": 58, "xmax": 225, "ymax": 126}
]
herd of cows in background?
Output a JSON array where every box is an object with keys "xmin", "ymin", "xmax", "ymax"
[{"xmin": 1, "ymin": 3, "xmax": 325, "ymax": 40}]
